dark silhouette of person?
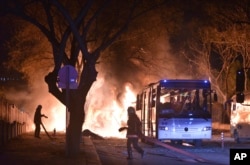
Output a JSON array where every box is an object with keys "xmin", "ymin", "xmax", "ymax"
[
  {"xmin": 34, "ymin": 105, "xmax": 48, "ymax": 138},
  {"xmin": 126, "ymin": 106, "xmax": 145, "ymax": 159}
]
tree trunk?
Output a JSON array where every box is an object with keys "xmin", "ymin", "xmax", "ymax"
[
  {"xmin": 66, "ymin": 91, "xmax": 85, "ymax": 156},
  {"xmin": 45, "ymin": 64, "xmax": 97, "ymax": 157}
]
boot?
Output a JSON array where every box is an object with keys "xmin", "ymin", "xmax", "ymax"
[
  {"xmin": 127, "ymin": 151, "xmax": 133, "ymax": 160},
  {"xmin": 141, "ymin": 150, "xmax": 146, "ymax": 158}
]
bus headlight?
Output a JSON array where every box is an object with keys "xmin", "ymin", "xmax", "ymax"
[
  {"xmin": 165, "ymin": 127, "xmax": 169, "ymax": 131},
  {"xmin": 202, "ymin": 126, "xmax": 212, "ymax": 131}
]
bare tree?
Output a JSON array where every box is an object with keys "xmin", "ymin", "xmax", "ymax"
[
  {"xmin": 165, "ymin": 0, "xmax": 250, "ymax": 123},
  {"xmin": 1, "ymin": 0, "xmax": 166, "ymax": 156},
  {"xmin": 210, "ymin": 0, "xmax": 250, "ymax": 92}
]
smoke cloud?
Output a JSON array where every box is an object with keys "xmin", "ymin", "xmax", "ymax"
[
  {"xmin": 83, "ymin": 35, "xmax": 191, "ymax": 137},
  {"xmin": 4, "ymin": 34, "xmax": 191, "ymax": 138}
]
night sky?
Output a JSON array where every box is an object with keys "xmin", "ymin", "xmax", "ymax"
[{"xmin": 0, "ymin": 17, "xmax": 14, "ymax": 74}]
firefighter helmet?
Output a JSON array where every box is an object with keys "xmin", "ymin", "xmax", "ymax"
[{"xmin": 127, "ymin": 106, "xmax": 135, "ymax": 114}]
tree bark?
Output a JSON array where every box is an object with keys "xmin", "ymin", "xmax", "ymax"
[
  {"xmin": 66, "ymin": 91, "xmax": 85, "ymax": 156},
  {"xmin": 45, "ymin": 65, "xmax": 97, "ymax": 156}
]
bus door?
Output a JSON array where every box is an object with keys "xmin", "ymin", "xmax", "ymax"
[{"xmin": 141, "ymin": 85, "xmax": 157, "ymax": 138}]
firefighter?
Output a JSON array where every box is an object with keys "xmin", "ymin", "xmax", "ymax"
[
  {"xmin": 126, "ymin": 106, "xmax": 145, "ymax": 159},
  {"xmin": 34, "ymin": 105, "xmax": 48, "ymax": 138}
]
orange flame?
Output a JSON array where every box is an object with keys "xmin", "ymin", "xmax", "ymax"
[
  {"xmin": 83, "ymin": 81, "xmax": 137, "ymax": 138},
  {"xmin": 40, "ymin": 81, "xmax": 137, "ymax": 138}
]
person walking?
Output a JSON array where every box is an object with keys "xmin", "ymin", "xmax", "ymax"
[
  {"xmin": 34, "ymin": 105, "xmax": 48, "ymax": 138},
  {"xmin": 125, "ymin": 106, "xmax": 145, "ymax": 159}
]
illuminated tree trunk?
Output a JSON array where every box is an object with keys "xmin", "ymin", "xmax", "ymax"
[{"xmin": 45, "ymin": 64, "xmax": 97, "ymax": 156}]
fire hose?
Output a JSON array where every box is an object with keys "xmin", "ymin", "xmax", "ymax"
[
  {"xmin": 41, "ymin": 122, "xmax": 53, "ymax": 140},
  {"xmin": 118, "ymin": 127, "xmax": 208, "ymax": 163},
  {"xmin": 141, "ymin": 136, "xmax": 208, "ymax": 163}
]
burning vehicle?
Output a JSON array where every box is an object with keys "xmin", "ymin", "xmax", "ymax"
[{"xmin": 231, "ymin": 92, "xmax": 250, "ymax": 143}]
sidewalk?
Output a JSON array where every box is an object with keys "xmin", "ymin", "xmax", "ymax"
[{"xmin": 0, "ymin": 132, "xmax": 102, "ymax": 165}]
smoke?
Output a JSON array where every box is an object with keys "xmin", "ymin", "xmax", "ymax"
[
  {"xmin": 4, "ymin": 33, "xmax": 191, "ymax": 138},
  {"xmin": 82, "ymin": 35, "xmax": 191, "ymax": 138},
  {"xmin": 4, "ymin": 68, "xmax": 66, "ymax": 133}
]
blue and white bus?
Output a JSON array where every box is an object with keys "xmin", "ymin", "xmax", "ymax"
[{"xmin": 136, "ymin": 79, "xmax": 216, "ymax": 146}]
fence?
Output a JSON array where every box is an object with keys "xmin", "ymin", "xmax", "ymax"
[{"xmin": 0, "ymin": 97, "xmax": 32, "ymax": 146}]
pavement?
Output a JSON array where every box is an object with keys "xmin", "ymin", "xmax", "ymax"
[
  {"xmin": 1, "ymin": 131, "xmax": 250, "ymax": 165},
  {"xmin": 0, "ymin": 132, "xmax": 102, "ymax": 165},
  {"xmin": 170, "ymin": 134, "xmax": 250, "ymax": 165},
  {"xmin": 94, "ymin": 132, "xmax": 250, "ymax": 165}
]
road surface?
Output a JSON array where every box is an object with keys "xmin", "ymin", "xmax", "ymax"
[{"xmin": 92, "ymin": 134, "xmax": 250, "ymax": 165}]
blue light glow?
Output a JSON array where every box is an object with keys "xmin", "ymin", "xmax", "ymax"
[{"xmin": 70, "ymin": 78, "xmax": 76, "ymax": 82}]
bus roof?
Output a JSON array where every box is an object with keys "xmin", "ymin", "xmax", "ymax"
[{"xmin": 159, "ymin": 79, "xmax": 211, "ymax": 89}]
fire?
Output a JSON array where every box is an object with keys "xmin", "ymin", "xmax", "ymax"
[
  {"xmin": 83, "ymin": 81, "xmax": 137, "ymax": 138},
  {"xmin": 32, "ymin": 103, "xmax": 66, "ymax": 133},
  {"xmin": 124, "ymin": 84, "xmax": 137, "ymax": 108},
  {"xmin": 231, "ymin": 103, "xmax": 250, "ymax": 127},
  {"xmin": 40, "ymin": 81, "xmax": 137, "ymax": 138},
  {"xmin": 50, "ymin": 105, "xmax": 66, "ymax": 131}
]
